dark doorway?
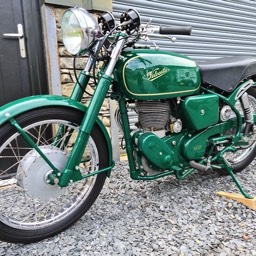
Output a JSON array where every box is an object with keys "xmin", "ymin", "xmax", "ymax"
[{"xmin": 0, "ymin": 0, "xmax": 48, "ymax": 105}]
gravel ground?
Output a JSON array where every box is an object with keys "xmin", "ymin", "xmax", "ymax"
[{"xmin": 0, "ymin": 160, "xmax": 256, "ymax": 256}]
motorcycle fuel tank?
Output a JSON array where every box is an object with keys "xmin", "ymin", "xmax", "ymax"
[{"xmin": 115, "ymin": 49, "xmax": 201, "ymax": 100}]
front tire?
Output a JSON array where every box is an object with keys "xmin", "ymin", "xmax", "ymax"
[{"xmin": 0, "ymin": 107, "xmax": 109, "ymax": 243}]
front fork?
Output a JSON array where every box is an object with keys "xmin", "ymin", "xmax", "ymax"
[
  {"xmin": 58, "ymin": 73, "xmax": 113, "ymax": 187},
  {"xmin": 57, "ymin": 37, "xmax": 126, "ymax": 186},
  {"xmin": 9, "ymin": 36, "xmax": 126, "ymax": 187}
]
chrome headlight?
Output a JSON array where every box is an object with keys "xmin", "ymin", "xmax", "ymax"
[{"xmin": 61, "ymin": 8, "xmax": 99, "ymax": 55}]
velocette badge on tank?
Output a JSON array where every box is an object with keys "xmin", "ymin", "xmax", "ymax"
[{"xmin": 147, "ymin": 67, "xmax": 170, "ymax": 81}]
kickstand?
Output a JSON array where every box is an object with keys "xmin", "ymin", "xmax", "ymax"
[{"xmin": 220, "ymin": 156, "xmax": 254, "ymax": 199}]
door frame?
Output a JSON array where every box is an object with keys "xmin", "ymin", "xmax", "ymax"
[
  {"xmin": 40, "ymin": 4, "xmax": 62, "ymax": 95},
  {"xmin": 22, "ymin": 0, "xmax": 48, "ymax": 95}
]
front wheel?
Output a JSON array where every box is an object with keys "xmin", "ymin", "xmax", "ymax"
[{"xmin": 0, "ymin": 107, "xmax": 109, "ymax": 243}]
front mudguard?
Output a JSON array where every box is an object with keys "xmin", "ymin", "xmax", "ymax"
[{"xmin": 0, "ymin": 95, "xmax": 113, "ymax": 170}]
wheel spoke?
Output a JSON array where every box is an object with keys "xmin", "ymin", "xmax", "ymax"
[
  {"xmin": 0, "ymin": 158, "xmax": 19, "ymax": 177},
  {"xmin": 37, "ymin": 123, "xmax": 51, "ymax": 145},
  {"xmin": 27, "ymin": 126, "xmax": 50, "ymax": 146},
  {"xmin": 57, "ymin": 128, "xmax": 76, "ymax": 150},
  {"xmin": 0, "ymin": 117, "xmax": 99, "ymax": 231}
]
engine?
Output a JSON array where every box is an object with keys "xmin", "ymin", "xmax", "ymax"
[
  {"xmin": 135, "ymin": 100, "xmax": 182, "ymax": 137},
  {"xmin": 135, "ymin": 101, "xmax": 170, "ymax": 137},
  {"xmin": 114, "ymin": 100, "xmax": 182, "ymax": 174},
  {"xmin": 114, "ymin": 100, "xmax": 182, "ymax": 139}
]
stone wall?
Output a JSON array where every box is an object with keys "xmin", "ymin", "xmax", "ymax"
[{"xmin": 54, "ymin": 7, "xmax": 111, "ymax": 130}]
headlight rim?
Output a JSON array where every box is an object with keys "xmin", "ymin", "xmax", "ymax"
[{"xmin": 61, "ymin": 7, "xmax": 99, "ymax": 55}]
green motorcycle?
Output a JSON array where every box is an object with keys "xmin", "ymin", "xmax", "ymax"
[{"xmin": 0, "ymin": 8, "xmax": 256, "ymax": 243}]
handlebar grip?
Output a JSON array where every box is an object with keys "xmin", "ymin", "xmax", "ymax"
[{"xmin": 159, "ymin": 25, "xmax": 192, "ymax": 35}]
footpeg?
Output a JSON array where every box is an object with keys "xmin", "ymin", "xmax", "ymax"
[{"xmin": 190, "ymin": 161, "xmax": 212, "ymax": 172}]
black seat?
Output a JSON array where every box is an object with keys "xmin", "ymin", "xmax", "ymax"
[{"xmin": 198, "ymin": 56, "xmax": 256, "ymax": 92}]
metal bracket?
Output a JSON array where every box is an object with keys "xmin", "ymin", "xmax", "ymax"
[{"xmin": 3, "ymin": 24, "xmax": 26, "ymax": 58}]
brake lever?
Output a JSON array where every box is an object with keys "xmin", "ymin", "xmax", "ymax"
[{"xmin": 166, "ymin": 35, "xmax": 177, "ymax": 43}]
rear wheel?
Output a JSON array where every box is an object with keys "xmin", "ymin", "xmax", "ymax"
[
  {"xmin": 0, "ymin": 107, "xmax": 109, "ymax": 243},
  {"xmin": 218, "ymin": 88, "xmax": 256, "ymax": 174}
]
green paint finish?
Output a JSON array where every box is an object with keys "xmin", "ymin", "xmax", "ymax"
[
  {"xmin": 183, "ymin": 121, "xmax": 236, "ymax": 160},
  {"xmin": 202, "ymin": 87, "xmax": 244, "ymax": 143},
  {"xmin": 175, "ymin": 167, "xmax": 197, "ymax": 180},
  {"xmin": 220, "ymin": 156, "xmax": 253, "ymax": 199},
  {"xmin": 115, "ymin": 49, "xmax": 201, "ymax": 100},
  {"xmin": 181, "ymin": 94, "xmax": 219, "ymax": 130},
  {"xmin": 70, "ymin": 71, "xmax": 90, "ymax": 101},
  {"xmin": 0, "ymin": 95, "xmax": 113, "ymax": 166},
  {"xmin": 117, "ymin": 96, "xmax": 138, "ymax": 178},
  {"xmin": 227, "ymin": 80, "xmax": 255, "ymax": 105},
  {"xmin": 162, "ymin": 132, "xmax": 188, "ymax": 166},
  {"xmin": 0, "ymin": 95, "xmax": 85, "ymax": 124},
  {"xmin": 132, "ymin": 131, "xmax": 173, "ymax": 169},
  {"xmin": 62, "ymin": 74, "xmax": 113, "ymax": 180}
]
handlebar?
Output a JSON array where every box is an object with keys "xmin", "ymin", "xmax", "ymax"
[
  {"xmin": 159, "ymin": 25, "xmax": 192, "ymax": 35},
  {"xmin": 140, "ymin": 24, "xmax": 192, "ymax": 37}
]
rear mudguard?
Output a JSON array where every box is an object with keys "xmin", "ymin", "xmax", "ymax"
[{"xmin": 0, "ymin": 95, "xmax": 113, "ymax": 168}]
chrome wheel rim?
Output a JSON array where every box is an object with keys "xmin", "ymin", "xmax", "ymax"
[{"xmin": 0, "ymin": 119, "xmax": 99, "ymax": 230}]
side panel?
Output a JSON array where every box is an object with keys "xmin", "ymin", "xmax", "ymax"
[
  {"xmin": 115, "ymin": 49, "xmax": 201, "ymax": 100},
  {"xmin": 181, "ymin": 94, "xmax": 219, "ymax": 130}
]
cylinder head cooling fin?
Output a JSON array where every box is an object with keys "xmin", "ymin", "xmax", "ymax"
[{"xmin": 136, "ymin": 101, "xmax": 170, "ymax": 130}]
